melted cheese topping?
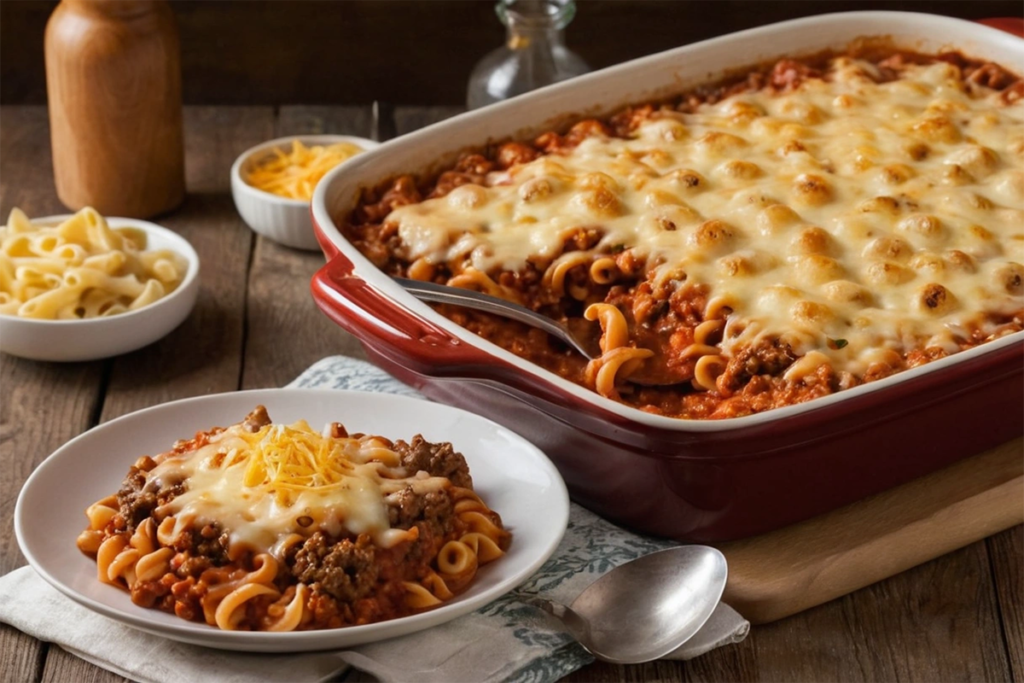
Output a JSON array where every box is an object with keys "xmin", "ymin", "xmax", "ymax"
[
  {"xmin": 148, "ymin": 420, "xmax": 447, "ymax": 555},
  {"xmin": 387, "ymin": 59, "xmax": 1024, "ymax": 376}
]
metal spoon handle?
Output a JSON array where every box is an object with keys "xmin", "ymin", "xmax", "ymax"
[
  {"xmin": 393, "ymin": 277, "xmax": 597, "ymax": 360},
  {"xmin": 526, "ymin": 597, "xmax": 593, "ymax": 645}
]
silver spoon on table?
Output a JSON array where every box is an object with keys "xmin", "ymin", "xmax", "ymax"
[{"xmin": 527, "ymin": 546, "xmax": 728, "ymax": 664}]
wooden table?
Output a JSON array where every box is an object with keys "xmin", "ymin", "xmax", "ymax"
[{"xmin": 1, "ymin": 104, "xmax": 1021, "ymax": 683}]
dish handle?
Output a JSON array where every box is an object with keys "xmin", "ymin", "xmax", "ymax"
[
  {"xmin": 311, "ymin": 252, "xmax": 500, "ymax": 374},
  {"xmin": 977, "ymin": 17, "xmax": 1024, "ymax": 37}
]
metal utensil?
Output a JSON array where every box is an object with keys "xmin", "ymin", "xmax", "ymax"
[
  {"xmin": 529, "ymin": 546, "xmax": 728, "ymax": 664},
  {"xmin": 393, "ymin": 277, "xmax": 600, "ymax": 360},
  {"xmin": 393, "ymin": 277, "xmax": 689, "ymax": 385},
  {"xmin": 371, "ymin": 101, "xmax": 397, "ymax": 143}
]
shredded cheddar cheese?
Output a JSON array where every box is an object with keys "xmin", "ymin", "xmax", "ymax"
[
  {"xmin": 247, "ymin": 140, "xmax": 365, "ymax": 200},
  {"xmin": 148, "ymin": 418, "xmax": 453, "ymax": 552},
  {"xmin": 241, "ymin": 421, "xmax": 393, "ymax": 504}
]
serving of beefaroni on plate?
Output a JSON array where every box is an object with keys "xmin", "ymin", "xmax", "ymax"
[{"xmin": 77, "ymin": 407, "xmax": 511, "ymax": 631}]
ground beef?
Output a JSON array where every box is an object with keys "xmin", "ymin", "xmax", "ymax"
[
  {"xmin": 718, "ymin": 339, "xmax": 798, "ymax": 395},
  {"xmin": 307, "ymin": 590, "xmax": 347, "ymax": 629},
  {"xmin": 387, "ymin": 487, "xmax": 456, "ymax": 540},
  {"xmin": 242, "ymin": 405, "xmax": 272, "ymax": 432},
  {"xmin": 116, "ymin": 468, "xmax": 156, "ymax": 531},
  {"xmin": 116, "ymin": 467, "xmax": 184, "ymax": 533},
  {"xmin": 392, "ymin": 436, "xmax": 472, "ymax": 488},
  {"xmin": 175, "ymin": 554, "xmax": 213, "ymax": 578},
  {"xmin": 171, "ymin": 522, "xmax": 230, "ymax": 571},
  {"xmin": 291, "ymin": 533, "xmax": 378, "ymax": 602}
]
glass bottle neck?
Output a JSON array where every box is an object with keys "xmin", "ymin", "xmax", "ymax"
[
  {"xmin": 506, "ymin": 24, "xmax": 564, "ymax": 50},
  {"xmin": 498, "ymin": 0, "xmax": 574, "ymax": 49}
]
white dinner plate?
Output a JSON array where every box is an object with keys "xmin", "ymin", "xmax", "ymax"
[{"xmin": 15, "ymin": 389, "xmax": 569, "ymax": 652}]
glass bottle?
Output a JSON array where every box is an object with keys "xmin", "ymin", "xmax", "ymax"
[
  {"xmin": 467, "ymin": 0, "xmax": 589, "ymax": 110},
  {"xmin": 45, "ymin": 0, "xmax": 185, "ymax": 218}
]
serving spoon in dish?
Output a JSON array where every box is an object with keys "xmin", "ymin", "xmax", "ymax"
[
  {"xmin": 527, "ymin": 545, "xmax": 729, "ymax": 664},
  {"xmin": 393, "ymin": 277, "xmax": 601, "ymax": 360},
  {"xmin": 393, "ymin": 277, "xmax": 688, "ymax": 386}
]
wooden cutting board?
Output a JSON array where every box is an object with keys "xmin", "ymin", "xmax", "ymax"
[{"xmin": 718, "ymin": 437, "xmax": 1024, "ymax": 624}]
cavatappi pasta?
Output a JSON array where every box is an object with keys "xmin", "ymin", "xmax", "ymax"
[
  {"xmin": 77, "ymin": 407, "xmax": 510, "ymax": 631},
  {"xmin": 246, "ymin": 140, "xmax": 365, "ymax": 200},
  {"xmin": 344, "ymin": 49, "xmax": 1024, "ymax": 420},
  {"xmin": 0, "ymin": 208, "xmax": 187, "ymax": 319}
]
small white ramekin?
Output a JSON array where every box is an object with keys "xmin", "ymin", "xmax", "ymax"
[
  {"xmin": 231, "ymin": 135, "xmax": 380, "ymax": 251},
  {"xmin": 0, "ymin": 216, "xmax": 200, "ymax": 362}
]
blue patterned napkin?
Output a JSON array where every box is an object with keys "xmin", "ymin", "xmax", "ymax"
[{"xmin": 0, "ymin": 356, "xmax": 748, "ymax": 683}]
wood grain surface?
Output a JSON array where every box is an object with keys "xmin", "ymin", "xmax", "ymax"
[
  {"xmin": 721, "ymin": 438, "xmax": 1024, "ymax": 625},
  {"xmin": 239, "ymin": 103, "xmax": 372, "ymax": 391},
  {"xmin": 1, "ymin": 103, "xmax": 1022, "ymax": 683},
  {"xmin": 991, "ymin": 524, "xmax": 1024, "ymax": 682}
]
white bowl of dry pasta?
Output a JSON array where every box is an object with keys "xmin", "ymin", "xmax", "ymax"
[
  {"xmin": 0, "ymin": 208, "xmax": 200, "ymax": 362},
  {"xmin": 231, "ymin": 135, "xmax": 380, "ymax": 251}
]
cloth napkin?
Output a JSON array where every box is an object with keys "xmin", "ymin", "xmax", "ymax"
[{"xmin": 1, "ymin": 356, "xmax": 749, "ymax": 683}]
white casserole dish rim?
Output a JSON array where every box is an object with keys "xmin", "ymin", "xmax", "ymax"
[{"xmin": 312, "ymin": 10, "xmax": 1024, "ymax": 434}]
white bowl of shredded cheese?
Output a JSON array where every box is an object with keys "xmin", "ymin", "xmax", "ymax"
[{"xmin": 231, "ymin": 135, "xmax": 379, "ymax": 251}]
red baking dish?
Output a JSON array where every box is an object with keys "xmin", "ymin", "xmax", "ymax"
[{"xmin": 311, "ymin": 12, "xmax": 1024, "ymax": 541}]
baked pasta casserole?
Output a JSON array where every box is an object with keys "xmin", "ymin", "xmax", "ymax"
[
  {"xmin": 344, "ymin": 48, "xmax": 1024, "ymax": 419},
  {"xmin": 77, "ymin": 407, "xmax": 510, "ymax": 631}
]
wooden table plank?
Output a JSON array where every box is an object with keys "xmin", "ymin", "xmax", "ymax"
[
  {"xmin": 276, "ymin": 105, "xmax": 375, "ymax": 139},
  {"xmin": 563, "ymin": 660, "xmax": 698, "ymax": 683},
  {"xmin": 241, "ymin": 235, "xmax": 368, "ymax": 389},
  {"xmin": 0, "ymin": 105, "xmax": 108, "ymax": 682},
  {"xmin": 239, "ymin": 106, "xmax": 372, "ymax": 391},
  {"xmin": 711, "ymin": 542, "xmax": 1009, "ymax": 682},
  {"xmin": 0, "ymin": 625, "xmax": 46, "ymax": 683},
  {"xmin": 41, "ymin": 649, "xmax": 127, "ymax": 683},
  {"xmin": 98, "ymin": 107, "xmax": 273, "ymax": 421},
  {"xmin": 394, "ymin": 105, "xmax": 464, "ymax": 135},
  {"xmin": 39, "ymin": 651, "xmax": 129, "ymax": 683},
  {"xmin": 990, "ymin": 526, "xmax": 1024, "ymax": 681}
]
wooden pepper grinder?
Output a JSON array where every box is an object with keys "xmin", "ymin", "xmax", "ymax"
[{"xmin": 45, "ymin": 0, "xmax": 185, "ymax": 218}]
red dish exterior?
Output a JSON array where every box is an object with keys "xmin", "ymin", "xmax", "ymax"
[{"xmin": 311, "ymin": 14, "xmax": 1024, "ymax": 541}]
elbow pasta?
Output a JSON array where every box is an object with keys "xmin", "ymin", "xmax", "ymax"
[
  {"xmin": 344, "ymin": 48, "xmax": 1024, "ymax": 420},
  {"xmin": 78, "ymin": 407, "xmax": 510, "ymax": 631},
  {"xmin": 0, "ymin": 208, "xmax": 186, "ymax": 319}
]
